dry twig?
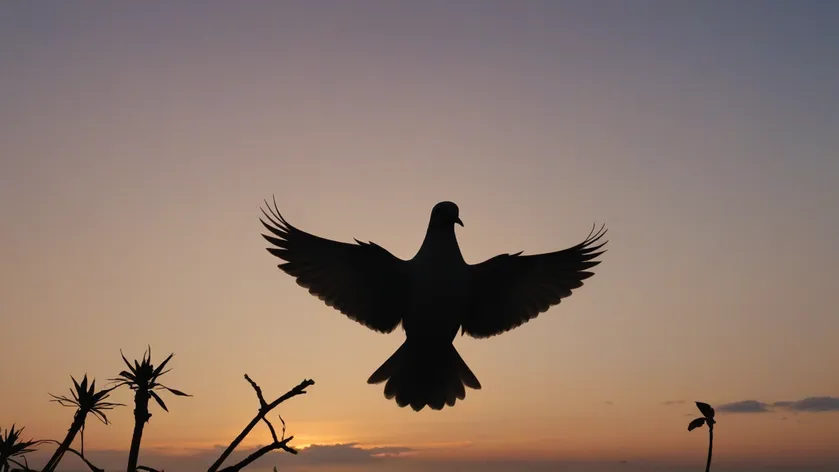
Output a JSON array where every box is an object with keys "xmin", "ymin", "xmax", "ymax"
[{"xmin": 207, "ymin": 377, "xmax": 314, "ymax": 472}]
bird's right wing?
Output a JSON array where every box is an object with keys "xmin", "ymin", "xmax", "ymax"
[
  {"xmin": 461, "ymin": 224, "xmax": 607, "ymax": 338},
  {"xmin": 260, "ymin": 198, "xmax": 411, "ymax": 334}
]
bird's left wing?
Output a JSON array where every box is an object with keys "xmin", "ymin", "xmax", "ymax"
[
  {"xmin": 260, "ymin": 199, "xmax": 411, "ymax": 334},
  {"xmin": 461, "ymin": 224, "xmax": 607, "ymax": 338}
]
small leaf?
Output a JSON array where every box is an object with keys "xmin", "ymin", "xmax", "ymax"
[
  {"xmin": 153, "ymin": 353, "xmax": 175, "ymax": 378},
  {"xmin": 91, "ymin": 409, "xmax": 110, "ymax": 425},
  {"xmin": 150, "ymin": 390, "xmax": 169, "ymax": 412},
  {"xmin": 117, "ymin": 370, "xmax": 137, "ymax": 382},
  {"xmin": 163, "ymin": 386, "xmax": 191, "ymax": 397},
  {"xmin": 688, "ymin": 417, "xmax": 706, "ymax": 431},
  {"xmin": 696, "ymin": 401, "xmax": 715, "ymax": 419},
  {"xmin": 121, "ymin": 350, "xmax": 134, "ymax": 372},
  {"xmin": 109, "ymin": 380, "xmax": 130, "ymax": 389}
]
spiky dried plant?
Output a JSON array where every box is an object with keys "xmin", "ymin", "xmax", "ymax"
[
  {"xmin": 42, "ymin": 375, "xmax": 121, "ymax": 472},
  {"xmin": 0, "ymin": 424, "xmax": 44, "ymax": 472},
  {"xmin": 110, "ymin": 347, "xmax": 190, "ymax": 472}
]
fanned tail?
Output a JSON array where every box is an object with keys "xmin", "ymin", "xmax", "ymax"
[{"xmin": 367, "ymin": 340, "xmax": 481, "ymax": 411}]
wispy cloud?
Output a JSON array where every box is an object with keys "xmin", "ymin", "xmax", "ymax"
[
  {"xmin": 662, "ymin": 400, "xmax": 685, "ymax": 406},
  {"xmin": 774, "ymin": 397, "xmax": 839, "ymax": 413},
  {"xmin": 715, "ymin": 396, "xmax": 839, "ymax": 414},
  {"xmin": 297, "ymin": 443, "xmax": 414, "ymax": 463},
  {"xmin": 718, "ymin": 400, "xmax": 772, "ymax": 413}
]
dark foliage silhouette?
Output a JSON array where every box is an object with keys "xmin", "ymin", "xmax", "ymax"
[
  {"xmin": 42, "ymin": 375, "xmax": 121, "ymax": 472},
  {"xmin": 3, "ymin": 345, "xmax": 314, "ymax": 472},
  {"xmin": 260, "ymin": 198, "xmax": 607, "ymax": 411},
  {"xmin": 688, "ymin": 401, "xmax": 716, "ymax": 472},
  {"xmin": 109, "ymin": 347, "xmax": 191, "ymax": 472},
  {"xmin": 1, "ymin": 425, "xmax": 43, "ymax": 471}
]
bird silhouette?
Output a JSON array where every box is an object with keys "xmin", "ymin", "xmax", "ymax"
[{"xmin": 259, "ymin": 199, "xmax": 607, "ymax": 411}]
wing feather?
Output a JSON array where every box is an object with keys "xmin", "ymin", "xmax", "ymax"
[
  {"xmin": 462, "ymin": 224, "xmax": 607, "ymax": 338},
  {"xmin": 260, "ymin": 197, "xmax": 410, "ymax": 333}
]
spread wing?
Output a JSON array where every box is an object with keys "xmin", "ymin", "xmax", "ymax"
[
  {"xmin": 461, "ymin": 224, "xmax": 607, "ymax": 338},
  {"xmin": 259, "ymin": 198, "xmax": 411, "ymax": 333}
]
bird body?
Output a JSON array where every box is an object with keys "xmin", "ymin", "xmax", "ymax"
[
  {"xmin": 260, "ymin": 199, "xmax": 606, "ymax": 411},
  {"xmin": 405, "ymin": 217, "xmax": 467, "ymax": 343}
]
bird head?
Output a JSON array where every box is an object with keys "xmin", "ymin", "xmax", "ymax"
[{"xmin": 429, "ymin": 201, "xmax": 463, "ymax": 229}]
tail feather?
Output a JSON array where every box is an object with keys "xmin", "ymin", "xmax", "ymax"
[
  {"xmin": 367, "ymin": 340, "xmax": 481, "ymax": 411},
  {"xmin": 451, "ymin": 345, "xmax": 481, "ymax": 390},
  {"xmin": 368, "ymin": 341, "xmax": 409, "ymax": 385}
]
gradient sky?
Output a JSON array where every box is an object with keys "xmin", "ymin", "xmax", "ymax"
[{"xmin": 2, "ymin": 1, "xmax": 838, "ymax": 471}]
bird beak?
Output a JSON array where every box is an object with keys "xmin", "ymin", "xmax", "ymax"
[{"xmin": 455, "ymin": 217, "xmax": 464, "ymax": 227}]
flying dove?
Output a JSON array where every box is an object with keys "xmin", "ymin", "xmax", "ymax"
[{"xmin": 260, "ymin": 199, "xmax": 607, "ymax": 411}]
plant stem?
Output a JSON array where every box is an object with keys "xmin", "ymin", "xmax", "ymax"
[
  {"xmin": 43, "ymin": 410, "xmax": 86, "ymax": 472},
  {"xmin": 41, "ymin": 440, "xmax": 104, "ymax": 472},
  {"xmin": 705, "ymin": 425, "xmax": 714, "ymax": 472},
  {"xmin": 126, "ymin": 390, "xmax": 151, "ymax": 472}
]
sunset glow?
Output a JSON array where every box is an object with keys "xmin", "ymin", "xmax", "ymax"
[{"xmin": 2, "ymin": 2, "xmax": 838, "ymax": 471}]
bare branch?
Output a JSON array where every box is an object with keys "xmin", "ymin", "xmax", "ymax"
[
  {"xmin": 138, "ymin": 466, "xmax": 164, "ymax": 472},
  {"xmin": 217, "ymin": 436, "xmax": 297, "ymax": 472},
  {"xmin": 244, "ymin": 374, "xmax": 282, "ymax": 441},
  {"xmin": 279, "ymin": 414, "xmax": 286, "ymax": 441},
  {"xmin": 244, "ymin": 374, "xmax": 268, "ymax": 409},
  {"xmin": 262, "ymin": 417, "xmax": 279, "ymax": 444},
  {"xmin": 207, "ymin": 377, "xmax": 314, "ymax": 472}
]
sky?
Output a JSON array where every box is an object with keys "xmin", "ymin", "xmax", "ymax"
[{"xmin": 1, "ymin": 1, "xmax": 838, "ymax": 471}]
